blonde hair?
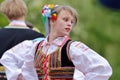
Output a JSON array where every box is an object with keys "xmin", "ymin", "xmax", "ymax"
[
  {"xmin": 0, "ymin": 0, "xmax": 27, "ymax": 20},
  {"xmin": 52, "ymin": 5, "xmax": 78, "ymax": 26}
]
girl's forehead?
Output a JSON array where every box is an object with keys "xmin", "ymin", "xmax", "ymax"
[
  {"xmin": 58, "ymin": 10, "xmax": 74, "ymax": 19},
  {"xmin": 59, "ymin": 10, "xmax": 72, "ymax": 16}
]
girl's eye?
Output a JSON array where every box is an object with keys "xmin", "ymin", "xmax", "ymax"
[
  {"xmin": 63, "ymin": 17, "xmax": 75, "ymax": 26},
  {"xmin": 71, "ymin": 20, "xmax": 74, "ymax": 24},
  {"xmin": 63, "ymin": 18, "xmax": 68, "ymax": 22},
  {"xmin": 71, "ymin": 20, "xmax": 75, "ymax": 25}
]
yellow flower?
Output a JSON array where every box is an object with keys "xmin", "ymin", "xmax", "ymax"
[{"xmin": 48, "ymin": 4, "xmax": 55, "ymax": 9}]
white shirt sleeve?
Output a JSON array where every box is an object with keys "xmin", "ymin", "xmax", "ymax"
[
  {"xmin": 0, "ymin": 40, "xmax": 39, "ymax": 80},
  {"xmin": 69, "ymin": 41, "xmax": 112, "ymax": 80}
]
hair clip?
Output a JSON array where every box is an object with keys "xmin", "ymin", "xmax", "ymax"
[
  {"xmin": 51, "ymin": 13, "xmax": 57, "ymax": 21},
  {"xmin": 42, "ymin": 4, "xmax": 58, "ymax": 21}
]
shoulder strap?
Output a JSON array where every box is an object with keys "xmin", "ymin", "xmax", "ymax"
[{"xmin": 35, "ymin": 40, "xmax": 44, "ymax": 55}]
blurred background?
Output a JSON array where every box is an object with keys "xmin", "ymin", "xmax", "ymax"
[{"xmin": 0, "ymin": 0, "xmax": 120, "ymax": 80}]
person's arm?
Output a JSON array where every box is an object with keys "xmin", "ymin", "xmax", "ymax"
[
  {"xmin": 69, "ymin": 41, "xmax": 112, "ymax": 80},
  {"xmin": 0, "ymin": 40, "xmax": 39, "ymax": 80},
  {"xmin": 21, "ymin": 41, "xmax": 39, "ymax": 80}
]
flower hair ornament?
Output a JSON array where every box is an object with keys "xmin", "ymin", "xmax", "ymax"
[{"xmin": 42, "ymin": 4, "xmax": 58, "ymax": 36}]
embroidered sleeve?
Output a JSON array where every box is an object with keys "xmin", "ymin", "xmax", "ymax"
[
  {"xmin": 0, "ymin": 40, "xmax": 38, "ymax": 80},
  {"xmin": 69, "ymin": 41, "xmax": 112, "ymax": 80}
]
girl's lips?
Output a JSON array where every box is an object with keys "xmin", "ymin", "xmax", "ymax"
[{"xmin": 65, "ymin": 28, "xmax": 70, "ymax": 32}]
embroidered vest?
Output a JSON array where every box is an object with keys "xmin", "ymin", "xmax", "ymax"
[{"xmin": 34, "ymin": 39, "xmax": 74, "ymax": 80}]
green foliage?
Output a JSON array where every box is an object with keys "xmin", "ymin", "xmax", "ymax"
[
  {"xmin": 0, "ymin": 0, "xmax": 120, "ymax": 79},
  {"xmin": 0, "ymin": 0, "xmax": 9, "ymax": 28},
  {"xmin": 0, "ymin": 0, "xmax": 3, "ymax": 3},
  {"xmin": 0, "ymin": 14, "xmax": 8, "ymax": 28}
]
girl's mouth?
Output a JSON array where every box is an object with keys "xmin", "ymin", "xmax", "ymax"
[{"xmin": 65, "ymin": 28, "xmax": 70, "ymax": 32}]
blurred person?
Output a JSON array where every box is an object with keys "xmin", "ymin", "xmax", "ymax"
[
  {"xmin": 0, "ymin": 4, "xmax": 112, "ymax": 80},
  {"xmin": 0, "ymin": 0, "xmax": 44, "ymax": 79}
]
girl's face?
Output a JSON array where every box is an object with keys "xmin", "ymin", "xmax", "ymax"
[{"xmin": 51, "ymin": 10, "xmax": 75, "ymax": 37}]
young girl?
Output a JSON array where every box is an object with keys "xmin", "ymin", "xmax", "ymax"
[
  {"xmin": 34, "ymin": 4, "xmax": 112, "ymax": 80},
  {"xmin": 0, "ymin": 4, "xmax": 112, "ymax": 80}
]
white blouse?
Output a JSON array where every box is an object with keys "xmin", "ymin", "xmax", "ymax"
[{"xmin": 0, "ymin": 36, "xmax": 112, "ymax": 80}]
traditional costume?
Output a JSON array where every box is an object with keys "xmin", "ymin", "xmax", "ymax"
[
  {"xmin": 34, "ymin": 36, "xmax": 112, "ymax": 80},
  {"xmin": 0, "ymin": 36, "xmax": 112, "ymax": 80}
]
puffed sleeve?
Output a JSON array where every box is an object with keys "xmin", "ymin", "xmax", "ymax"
[
  {"xmin": 0, "ymin": 40, "xmax": 39, "ymax": 80},
  {"xmin": 69, "ymin": 41, "xmax": 112, "ymax": 80}
]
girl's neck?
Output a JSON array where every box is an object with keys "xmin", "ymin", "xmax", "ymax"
[
  {"xmin": 47, "ymin": 33, "xmax": 58, "ymax": 43},
  {"xmin": 48, "ymin": 33, "xmax": 66, "ymax": 43}
]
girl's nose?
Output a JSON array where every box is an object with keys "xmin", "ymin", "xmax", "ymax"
[{"xmin": 68, "ymin": 21, "xmax": 72, "ymax": 27}]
